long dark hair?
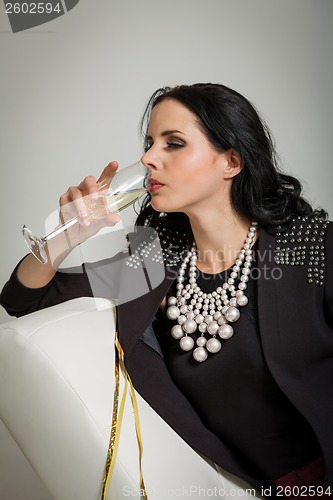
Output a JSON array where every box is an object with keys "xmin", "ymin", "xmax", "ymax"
[{"xmin": 136, "ymin": 83, "xmax": 327, "ymax": 234}]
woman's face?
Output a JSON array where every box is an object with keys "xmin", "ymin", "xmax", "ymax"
[{"xmin": 141, "ymin": 98, "xmax": 233, "ymax": 216}]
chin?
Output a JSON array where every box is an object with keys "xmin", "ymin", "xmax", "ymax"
[
  {"xmin": 151, "ymin": 201, "xmax": 178, "ymax": 214},
  {"xmin": 150, "ymin": 193, "xmax": 188, "ymax": 214},
  {"xmin": 150, "ymin": 197, "xmax": 169, "ymax": 213}
]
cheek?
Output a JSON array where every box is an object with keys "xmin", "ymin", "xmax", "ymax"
[
  {"xmin": 150, "ymin": 178, "xmax": 220, "ymax": 213},
  {"xmin": 149, "ymin": 159, "xmax": 224, "ymax": 211},
  {"xmin": 184, "ymin": 165, "xmax": 222, "ymax": 191}
]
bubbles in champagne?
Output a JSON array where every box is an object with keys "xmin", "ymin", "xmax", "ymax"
[{"xmin": 83, "ymin": 188, "xmax": 147, "ymax": 219}]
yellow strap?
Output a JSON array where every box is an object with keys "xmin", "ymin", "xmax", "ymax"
[
  {"xmin": 128, "ymin": 367, "xmax": 148, "ymax": 499},
  {"xmin": 101, "ymin": 310, "xmax": 148, "ymax": 499},
  {"xmin": 101, "ymin": 347, "xmax": 128, "ymax": 498}
]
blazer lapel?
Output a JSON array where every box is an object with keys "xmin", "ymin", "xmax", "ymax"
[
  {"xmin": 116, "ymin": 224, "xmax": 190, "ymax": 357},
  {"xmin": 117, "ymin": 265, "xmax": 176, "ymax": 357},
  {"xmin": 256, "ymin": 229, "xmax": 281, "ymax": 358}
]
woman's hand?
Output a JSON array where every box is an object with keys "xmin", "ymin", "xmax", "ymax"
[
  {"xmin": 17, "ymin": 161, "xmax": 123, "ymax": 288},
  {"xmin": 58, "ymin": 161, "xmax": 122, "ymax": 248}
]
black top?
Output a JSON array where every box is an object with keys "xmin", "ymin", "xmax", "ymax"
[{"xmin": 157, "ymin": 242, "xmax": 322, "ymax": 481}]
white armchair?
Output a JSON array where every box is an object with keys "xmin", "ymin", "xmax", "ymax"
[{"xmin": 0, "ymin": 297, "xmax": 261, "ymax": 500}]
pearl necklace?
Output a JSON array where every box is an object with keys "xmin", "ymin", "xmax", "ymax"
[{"xmin": 166, "ymin": 222, "xmax": 258, "ymax": 362}]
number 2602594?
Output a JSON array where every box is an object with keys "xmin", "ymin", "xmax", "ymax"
[{"xmin": 5, "ymin": 3, "xmax": 62, "ymax": 14}]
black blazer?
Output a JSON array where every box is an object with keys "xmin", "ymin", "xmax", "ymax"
[
  {"xmin": 1, "ymin": 216, "xmax": 332, "ymax": 490},
  {"xmin": 116, "ymin": 217, "xmax": 333, "ymax": 490}
]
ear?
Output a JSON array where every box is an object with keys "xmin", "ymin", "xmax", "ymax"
[{"xmin": 223, "ymin": 149, "xmax": 242, "ymax": 179}]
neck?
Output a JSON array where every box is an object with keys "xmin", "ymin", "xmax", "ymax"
[{"xmin": 187, "ymin": 209, "xmax": 256, "ymax": 274}]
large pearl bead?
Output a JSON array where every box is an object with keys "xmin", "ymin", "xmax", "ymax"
[
  {"xmin": 196, "ymin": 336, "xmax": 207, "ymax": 347},
  {"xmin": 225, "ymin": 306, "xmax": 240, "ymax": 323},
  {"xmin": 180, "ymin": 336, "xmax": 195, "ymax": 351},
  {"xmin": 206, "ymin": 337, "xmax": 222, "ymax": 353},
  {"xmin": 218, "ymin": 315, "xmax": 226, "ymax": 325},
  {"xmin": 229, "ymin": 297, "xmax": 237, "ymax": 307},
  {"xmin": 195, "ymin": 314, "xmax": 204, "ymax": 324},
  {"xmin": 183, "ymin": 319, "xmax": 197, "ymax": 334},
  {"xmin": 171, "ymin": 325, "xmax": 184, "ymax": 339},
  {"xmin": 177, "ymin": 315, "xmax": 186, "ymax": 325},
  {"xmin": 237, "ymin": 294, "xmax": 248, "ymax": 306},
  {"xmin": 198, "ymin": 322, "xmax": 207, "ymax": 333},
  {"xmin": 218, "ymin": 324, "xmax": 234, "ymax": 339},
  {"xmin": 166, "ymin": 305, "xmax": 180, "ymax": 320},
  {"xmin": 207, "ymin": 321, "xmax": 219, "ymax": 335},
  {"xmin": 193, "ymin": 346, "xmax": 208, "ymax": 362},
  {"xmin": 167, "ymin": 296, "xmax": 177, "ymax": 306}
]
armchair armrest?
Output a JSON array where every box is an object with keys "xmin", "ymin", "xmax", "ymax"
[{"xmin": 0, "ymin": 298, "xmax": 118, "ymax": 500}]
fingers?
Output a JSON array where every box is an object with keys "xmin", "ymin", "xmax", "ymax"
[
  {"xmin": 59, "ymin": 161, "xmax": 120, "ymax": 226},
  {"xmin": 78, "ymin": 175, "xmax": 100, "ymax": 198},
  {"xmin": 104, "ymin": 212, "xmax": 122, "ymax": 227},
  {"xmin": 96, "ymin": 161, "xmax": 119, "ymax": 188},
  {"xmin": 59, "ymin": 177, "xmax": 98, "ymax": 227}
]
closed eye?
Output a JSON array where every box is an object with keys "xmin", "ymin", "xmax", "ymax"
[
  {"xmin": 143, "ymin": 140, "xmax": 184, "ymax": 152},
  {"xmin": 166, "ymin": 142, "xmax": 184, "ymax": 149}
]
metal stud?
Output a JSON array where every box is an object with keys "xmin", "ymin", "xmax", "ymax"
[{"xmin": 274, "ymin": 216, "xmax": 330, "ymax": 287}]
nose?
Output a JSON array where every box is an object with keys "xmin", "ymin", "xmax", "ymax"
[{"xmin": 141, "ymin": 149, "xmax": 161, "ymax": 171}]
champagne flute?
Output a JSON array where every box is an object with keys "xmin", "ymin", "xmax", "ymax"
[{"xmin": 22, "ymin": 160, "xmax": 148, "ymax": 264}]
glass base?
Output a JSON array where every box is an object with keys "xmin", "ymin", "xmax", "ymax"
[{"xmin": 22, "ymin": 226, "xmax": 48, "ymax": 264}]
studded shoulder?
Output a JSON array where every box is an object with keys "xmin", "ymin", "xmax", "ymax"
[
  {"xmin": 274, "ymin": 216, "xmax": 330, "ymax": 286},
  {"xmin": 155, "ymin": 222, "xmax": 191, "ymax": 267},
  {"xmin": 125, "ymin": 222, "xmax": 190, "ymax": 269}
]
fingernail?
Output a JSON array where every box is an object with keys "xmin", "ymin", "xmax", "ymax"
[
  {"xmin": 80, "ymin": 209, "xmax": 88, "ymax": 218},
  {"xmin": 82, "ymin": 218, "xmax": 90, "ymax": 226}
]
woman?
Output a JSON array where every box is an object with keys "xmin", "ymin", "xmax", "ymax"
[{"xmin": 1, "ymin": 83, "xmax": 333, "ymax": 498}]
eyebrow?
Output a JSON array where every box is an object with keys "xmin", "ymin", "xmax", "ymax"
[{"xmin": 146, "ymin": 129, "xmax": 186, "ymax": 140}]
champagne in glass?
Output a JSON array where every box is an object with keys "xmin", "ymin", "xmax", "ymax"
[{"xmin": 22, "ymin": 160, "xmax": 148, "ymax": 264}]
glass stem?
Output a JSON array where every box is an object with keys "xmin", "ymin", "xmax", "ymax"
[{"xmin": 44, "ymin": 215, "xmax": 80, "ymax": 242}]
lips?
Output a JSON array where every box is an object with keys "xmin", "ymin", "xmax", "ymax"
[{"xmin": 148, "ymin": 178, "xmax": 165, "ymax": 192}]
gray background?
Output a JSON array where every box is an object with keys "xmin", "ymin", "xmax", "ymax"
[
  {"xmin": 1, "ymin": 0, "xmax": 333, "ymax": 325},
  {"xmin": 0, "ymin": 1, "xmax": 332, "ymax": 498}
]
